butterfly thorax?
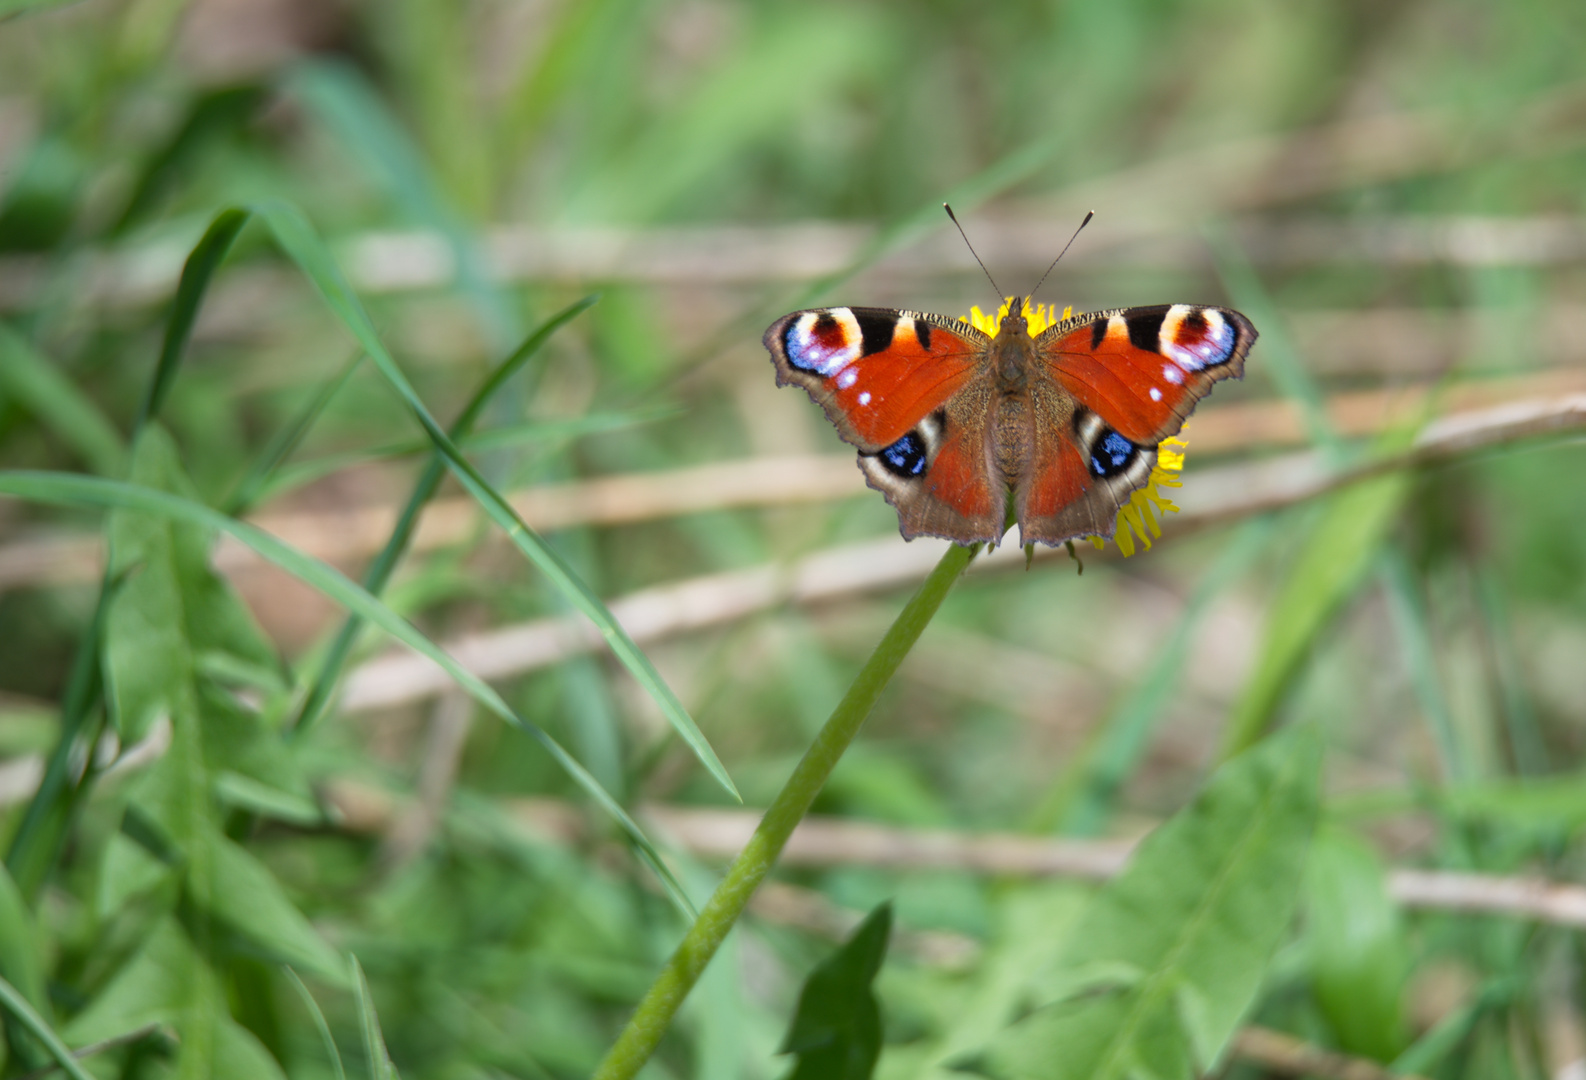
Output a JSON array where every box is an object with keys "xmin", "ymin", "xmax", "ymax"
[{"xmin": 989, "ymin": 312, "xmax": 1036, "ymax": 391}]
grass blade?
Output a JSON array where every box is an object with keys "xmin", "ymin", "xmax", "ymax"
[
  {"xmin": 285, "ymin": 968, "xmax": 347, "ymax": 1080},
  {"xmin": 290, "ymin": 293, "xmax": 599, "ymax": 738},
  {"xmin": 0, "ymin": 973, "xmax": 96, "ymax": 1080},
  {"xmin": 254, "ymin": 409, "xmax": 665, "ymax": 503},
  {"xmin": 137, "ymin": 207, "xmax": 250, "ymax": 431},
  {"xmin": 1205, "ymin": 223, "xmax": 1343, "ymax": 460},
  {"xmin": 350, "ymin": 957, "xmax": 397, "ymax": 1080},
  {"xmin": 0, "ymin": 470, "xmax": 681, "ymax": 900},
  {"xmin": 250, "ymin": 198, "xmax": 738, "ymax": 800},
  {"xmin": 1380, "ymin": 543, "xmax": 1469, "ymax": 781},
  {"xmin": 2, "ymin": 577, "xmax": 113, "ymax": 900},
  {"xmin": 1033, "ymin": 518, "xmax": 1275, "ymax": 836},
  {"xmin": 5, "ymin": 208, "xmax": 254, "ymax": 901},
  {"xmin": 290, "ymin": 59, "xmax": 519, "ymax": 351},
  {"xmin": 222, "ymin": 349, "xmax": 364, "ymax": 516},
  {"xmin": 0, "ymin": 0, "xmax": 84, "ymax": 15},
  {"xmin": 0, "ymin": 321, "xmax": 125, "ymax": 475},
  {"xmin": 1220, "ymin": 473, "xmax": 1409, "ymax": 758}
]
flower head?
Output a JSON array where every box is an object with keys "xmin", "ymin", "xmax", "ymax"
[
  {"xmin": 1091, "ymin": 431, "xmax": 1187, "ymax": 557},
  {"xmin": 960, "ymin": 296, "xmax": 1067, "ymax": 337},
  {"xmin": 961, "ymin": 297, "xmax": 1189, "ymax": 558}
]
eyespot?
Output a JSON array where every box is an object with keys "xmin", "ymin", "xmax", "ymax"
[
  {"xmin": 1089, "ymin": 428, "xmax": 1139, "ymax": 478},
  {"xmin": 784, "ymin": 309, "xmax": 862, "ymax": 375},
  {"xmin": 1162, "ymin": 305, "xmax": 1235, "ymax": 371},
  {"xmin": 878, "ymin": 432, "xmax": 928, "ymax": 478}
]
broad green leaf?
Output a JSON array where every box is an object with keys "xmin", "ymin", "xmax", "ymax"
[
  {"xmin": 206, "ymin": 836, "xmax": 344, "ymax": 982},
  {"xmin": 780, "ymin": 902, "xmax": 892, "ymax": 1080},
  {"xmin": 1305, "ymin": 827, "xmax": 1409, "ymax": 1062},
  {"xmin": 0, "ymin": 321, "xmax": 124, "ymax": 475},
  {"xmin": 250, "ymin": 199, "xmax": 737, "ymax": 801},
  {"xmin": 967, "ymin": 726, "xmax": 1322, "ymax": 1080},
  {"xmin": 213, "ymin": 771, "xmax": 323, "ymax": 826},
  {"xmin": 927, "ymin": 885, "xmax": 1091, "ymax": 1074},
  {"xmin": 61, "ymin": 918, "xmax": 287, "ymax": 1080},
  {"xmin": 97, "ymin": 829, "xmax": 176, "ymax": 920},
  {"xmin": 212, "ymin": 1018, "xmax": 292, "ymax": 1080},
  {"xmin": 54, "ymin": 430, "xmax": 336, "ymax": 1074},
  {"xmin": 196, "ymin": 684, "xmax": 317, "ymax": 812},
  {"xmin": 62, "ymin": 918, "xmax": 190, "ymax": 1042}
]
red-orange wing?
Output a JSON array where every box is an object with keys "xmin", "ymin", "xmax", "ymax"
[{"xmin": 764, "ymin": 307, "xmax": 987, "ymax": 451}]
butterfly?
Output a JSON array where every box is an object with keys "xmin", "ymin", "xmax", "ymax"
[{"xmin": 764, "ymin": 298, "xmax": 1257, "ymax": 548}]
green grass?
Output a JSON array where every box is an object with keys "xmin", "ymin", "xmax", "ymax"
[{"xmin": 3, "ymin": 2, "xmax": 1586, "ymax": 1078}]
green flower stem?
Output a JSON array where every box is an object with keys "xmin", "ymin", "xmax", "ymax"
[{"xmin": 591, "ymin": 541, "xmax": 980, "ymax": 1080}]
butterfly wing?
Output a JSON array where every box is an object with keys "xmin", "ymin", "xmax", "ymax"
[
  {"xmin": 765, "ymin": 307, "xmax": 1006, "ymax": 543},
  {"xmin": 1017, "ymin": 304, "xmax": 1257, "ymax": 546},
  {"xmin": 765, "ymin": 307, "xmax": 987, "ymax": 448}
]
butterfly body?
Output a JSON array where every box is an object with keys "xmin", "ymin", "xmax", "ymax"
[{"xmin": 765, "ymin": 298, "xmax": 1257, "ymax": 548}]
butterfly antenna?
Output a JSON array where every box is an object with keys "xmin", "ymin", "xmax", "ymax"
[
  {"xmin": 943, "ymin": 203, "xmax": 1005, "ymax": 302},
  {"xmin": 1029, "ymin": 210, "xmax": 1095, "ymax": 306}
]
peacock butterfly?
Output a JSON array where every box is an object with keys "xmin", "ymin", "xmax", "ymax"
[{"xmin": 764, "ymin": 296, "xmax": 1256, "ymax": 548}]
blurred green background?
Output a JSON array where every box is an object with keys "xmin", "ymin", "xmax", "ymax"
[{"xmin": 2, "ymin": 0, "xmax": 1586, "ymax": 1077}]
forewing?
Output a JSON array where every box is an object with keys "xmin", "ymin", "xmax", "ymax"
[
  {"xmin": 1034, "ymin": 304, "xmax": 1256, "ymax": 445},
  {"xmin": 764, "ymin": 307, "xmax": 987, "ymax": 451}
]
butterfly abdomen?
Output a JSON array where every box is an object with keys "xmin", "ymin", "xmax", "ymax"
[{"xmin": 993, "ymin": 395, "xmax": 1031, "ymax": 485}]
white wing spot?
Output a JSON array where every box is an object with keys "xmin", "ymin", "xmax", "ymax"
[
  {"xmin": 858, "ymin": 391, "xmax": 871, "ymax": 405},
  {"xmin": 1162, "ymin": 364, "xmax": 1184, "ymax": 385},
  {"xmin": 837, "ymin": 368, "xmax": 858, "ymax": 389},
  {"xmin": 1149, "ymin": 387, "xmax": 1162, "ymax": 401}
]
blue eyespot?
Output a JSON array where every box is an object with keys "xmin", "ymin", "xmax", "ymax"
[
  {"xmin": 879, "ymin": 432, "xmax": 927, "ymax": 478},
  {"xmin": 1090, "ymin": 430, "xmax": 1137, "ymax": 478}
]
